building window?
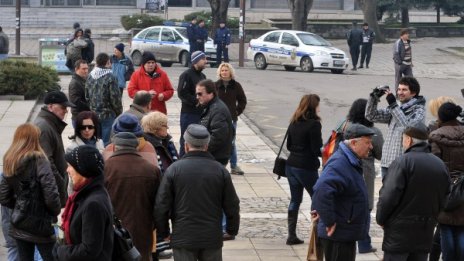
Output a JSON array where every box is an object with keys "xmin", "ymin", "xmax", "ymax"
[
  {"xmin": 0, "ymin": 0, "xmax": 29, "ymax": 5},
  {"xmin": 196, "ymin": 0, "xmax": 239, "ymax": 7},
  {"xmin": 168, "ymin": 0, "xmax": 191, "ymax": 7}
]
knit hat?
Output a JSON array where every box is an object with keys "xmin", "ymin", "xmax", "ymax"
[
  {"xmin": 65, "ymin": 145, "xmax": 104, "ymax": 178},
  {"xmin": 73, "ymin": 22, "xmax": 80, "ymax": 29},
  {"xmin": 184, "ymin": 124, "xmax": 210, "ymax": 147},
  {"xmin": 191, "ymin": 51, "xmax": 206, "ymax": 65},
  {"xmin": 344, "ymin": 123, "xmax": 376, "ymax": 140},
  {"xmin": 115, "ymin": 43, "xmax": 124, "ymax": 53},
  {"xmin": 438, "ymin": 102, "xmax": 462, "ymax": 123},
  {"xmin": 403, "ymin": 122, "xmax": 429, "ymax": 140},
  {"xmin": 113, "ymin": 113, "xmax": 144, "ymax": 137},
  {"xmin": 112, "ymin": 132, "xmax": 139, "ymax": 148},
  {"xmin": 44, "ymin": 91, "xmax": 76, "ymax": 107},
  {"xmin": 142, "ymin": 52, "xmax": 156, "ymax": 65}
]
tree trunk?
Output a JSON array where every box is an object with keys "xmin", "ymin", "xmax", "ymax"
[
  {"xmin": 401, "ymin": 7, "xmax": 409, "ymax": 27},
  {"xmin": 287, "ymin": 0, "xmax": 314, "ymax": 31},
  {"xmin": 436, "ymin": 5, "xmax": 441, "ymax": 24},
  {"xmin": 207, "ymin": 0, "xmax": 230, "ymax": 36},
  {"xmin": 357, "ymin": 0, "xmax": 386, "ymax": 43}
]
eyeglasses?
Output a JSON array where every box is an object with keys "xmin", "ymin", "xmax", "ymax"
[
  {"xmin": 80, "ymin": 125, "xmax": 95, "ymax": 130},
  {"xmin": 196, "ymin": 92, "xmax": 204, "ymax": 96}
]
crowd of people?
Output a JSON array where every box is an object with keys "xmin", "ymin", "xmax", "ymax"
[{"xmin": 0, "ymin": 21, "xmax": 463, "ymax": 261}]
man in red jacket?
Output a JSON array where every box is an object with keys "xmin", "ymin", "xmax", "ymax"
[{"xmin": 127, "ymin": 52, "xmax": 174, "ymax": 114}]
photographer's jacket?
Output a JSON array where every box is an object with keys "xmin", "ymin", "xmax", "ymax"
[{"xmin": 365, "ymin": 95, "xmax": 425, "ymax": 168}]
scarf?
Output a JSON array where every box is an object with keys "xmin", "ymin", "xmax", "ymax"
[
  {"xmin": 61, "ymin": 178, "xmax": 92, "ymax": 244},
  {"xmin": 400, "ymin": 97, "xmax": 417, "ymax": 111}
]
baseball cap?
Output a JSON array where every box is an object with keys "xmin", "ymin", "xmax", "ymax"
[{"xmin": 44, "ymin": 91, "xmax": 76, "ymax": 107}]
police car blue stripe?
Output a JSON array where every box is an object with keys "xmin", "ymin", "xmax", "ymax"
[{"xmin": 250, "ymin": 45, "xmax": 313, "ymax": 57}]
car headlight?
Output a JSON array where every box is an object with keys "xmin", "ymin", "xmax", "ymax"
[{"xmin": 314, "ymin": 50, "xmax": 330, "ymax": 56}]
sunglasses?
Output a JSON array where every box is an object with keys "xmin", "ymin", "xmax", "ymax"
[{"xmin": 80, "ymin": 125, "xmax": 95, "ymax": 130}]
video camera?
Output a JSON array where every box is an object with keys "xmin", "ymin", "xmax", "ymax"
[{"xmin": 371, "ymin": 85, "xmax": 390, "ymax": 99}]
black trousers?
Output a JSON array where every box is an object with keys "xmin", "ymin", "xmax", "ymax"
[
  {"xmin": 349, "ymin": 45, "xmax": 360, "ymax": 68},
  {"xmin": 360, "ymin": 43, "xmax": 373, "ymax": 66},
  {"xmin": 320, "ymin": 238, "xmax": 356, "ymax": 261},
  {"xmin": 173, "ymin": 247, "xmax": 222, "ymax": 261},
  {"xmin": 16, "ymin": 238, "xmax": 55, "ymax": 261},
  {"xmin": 383, "ymin": 251, "xmax": 428, "ymax": 261}
]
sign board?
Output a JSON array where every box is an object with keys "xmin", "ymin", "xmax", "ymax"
[
  {"xmin": 38, "ymin": 38, "xmax": 69, "ymax": 73},
  {"xmin": 146, "ymin": 0, "xmax": 166, "ymax": 12}
]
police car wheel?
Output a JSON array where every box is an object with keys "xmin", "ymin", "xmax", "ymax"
[
  {"xmin": 180, "ymin": 51, "xmax": 189, "ymax": 67},
  {"xmin": 160, "ymin": 62, "xmax": 173, "ymax": 67},
  {"xmin": 284, "ymin": 66, "xmax": 296, "ymax": 71},
  {"xmin": 132, "ymin": 51, "xmax": 142, "ymax": 66},
  {"xmin": 300, "ymin": 57, "xmax": 314, "ymax": 72},
  {"xmin": 254, "ymin": 54, "xmax": 267, "ymax": 70}
]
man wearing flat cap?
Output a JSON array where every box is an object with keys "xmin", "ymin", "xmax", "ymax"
[
  {"xmin": 377, "ymin": 122, "xmax": 449, "ymax": 261},
  {"xmin": 156, "ymin": 124, "xmax": 240, "ymax": 261},
  {"xmin": 311, "ymin": 123, "xmax": 374, "ymax": 261},
  {"xmin": 34, "ymin": 90, "xmax": 76, "ymax": 207}
]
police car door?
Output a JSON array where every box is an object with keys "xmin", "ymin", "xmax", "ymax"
[
  {"xmin": 144, "ymin": 28, "xmax": 161, "ymax": 56},
  {"xmin": 160, "ymin": 28, "xmax": 177, "ymax": 60},
  {"xmin": 261, "ymin": 31, "xmax": 282, "ymax": 64},
  {"xmin": 279, "ymin": 32, "xmax": 300, "ymax": 66}
]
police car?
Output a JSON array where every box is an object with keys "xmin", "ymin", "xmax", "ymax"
[
  {"xmin": 130, "ymin": 25, "xmax": 217, "ymax": 67},
  {"xmin": 247, "ymin": 30, "xmax": 349, "ymax": 74}
]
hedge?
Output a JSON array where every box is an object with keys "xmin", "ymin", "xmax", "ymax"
[
  {"xmin": 121, "ymin": 14, "xmax": 164, "ymax": 31},
  {"xmin": 0, "ymin": 60, "xmax": 60, "ymax": 99}
]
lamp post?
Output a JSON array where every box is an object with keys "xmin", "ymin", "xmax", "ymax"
[
  {"xmin": 238, "ymin": 0, "xmax": 245, "ymax": 67},
  {"xmin": 15, "ymin": 0, "xmax": 21, "ymax": 55}
]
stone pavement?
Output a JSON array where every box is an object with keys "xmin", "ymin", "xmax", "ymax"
[{"xmin": 0, "ymin": 73, "xmax": 385, "ymax": 260}]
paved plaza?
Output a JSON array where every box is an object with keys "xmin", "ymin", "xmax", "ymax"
[{"xmin": 0, "ymin": 27, "xmax": 463, "ymax": 260}]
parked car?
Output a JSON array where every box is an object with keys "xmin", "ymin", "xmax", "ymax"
[
  {"xmin": 247, "ymin": 30, "xmax": 349, "ymax": 74},
  {"xmin": 130, "ymin": 25, "xmax": 217, "ymax": 67}
]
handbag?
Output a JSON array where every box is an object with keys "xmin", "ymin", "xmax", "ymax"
[
  {"xmin": 307, "ymin": 219, "xmax": 322, "ymax": 261},
  {"xmin": 444, "ymin": 173, "xmax": 464, "ymax": 212},
  {"xmin": 321, "ymin": 120, "xmax": 348, "ymax": 166},
  {"xmin": 113, "ymin": 215, "xmax": 142, "ymax": 261},
  {"xmin": 272, "ymin": 129, "xmax": 288, "ymax": 179}
]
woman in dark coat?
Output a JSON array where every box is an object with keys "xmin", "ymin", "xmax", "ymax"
[
  {"xmin": 55, "ymin": 145, "xmax": 113, "ymax": 261},
  {"xmin": 0, "ymin": 123, "xmax": 61, "ymax": 261},
  {"xmin": 429, "ymin": 103, "xmax": 464, "ymax": 261},
  {"xmin": 285, "ymin": 94, "xmax": 322, "ymax": 245}
]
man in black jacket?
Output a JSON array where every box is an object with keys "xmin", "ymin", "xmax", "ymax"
[
  {"xmin": 346, "ymin": 21, "xmax": 363, "ymax": 71},
  {"xmin": 155, "ymin": 124, "xmax": 240, "ymax": 261},
  {"xmin": 377, "ymin": 122, "xmax": 449, "ymax": 261},
  {"xmin": 34, "ymin": 91, "xmax": 76, "ymax": 207},
  {"xmin": 196, "ymin": 79, "xmax": 235, "ymax": 166},
  {"xmin": 177, "ymin": 51, "xmax": 207, "ymax": 156},
  {"xmin": 68, "ymin": 59, "xmax": 90, "ymax": 128}
]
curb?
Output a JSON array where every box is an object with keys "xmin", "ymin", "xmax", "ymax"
[{"xmin": 436, "ymin": 47, "xmax": 464, "ymax": 58}]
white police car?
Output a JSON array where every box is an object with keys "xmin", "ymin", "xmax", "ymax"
[
  {"xmin": 130, "ymin": 25, "xmax": 216, "ymax": 67},
  {"xmin": 247, "ymin": 30, "xmax": 349, "ymax": 74}
]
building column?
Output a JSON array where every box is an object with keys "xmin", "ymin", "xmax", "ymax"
[{"xmin": 343, "ymin": 0, "xmax": 355, "ymax": 11}]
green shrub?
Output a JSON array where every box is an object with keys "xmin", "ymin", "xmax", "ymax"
[
  {"xmin": 0, "ymin": 60, "xmax": 60, "ymax": 99},
  {"xmin": 121, "ymin": 14, "xmax": 164, "ymax": 31},
  {"xmin": 184, "ymin": 11, "xmax": 239, "ymax": 29}
]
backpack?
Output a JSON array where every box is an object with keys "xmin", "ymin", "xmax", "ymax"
[
  {"xmin": 321, "ymin": 120, "xmax": 348, "ymax": 166},
  {"xmin": 112, "ymin": 215, "xmax": 141, "ymax": 261},
  {"xmin": 66, "ymin": 38, "xmax": 87, "ymax": 61}
]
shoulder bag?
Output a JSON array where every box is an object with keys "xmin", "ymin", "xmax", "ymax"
[
  {"xmin": 272, "ymin": 129, "xmax": 288, "ymax": 180},
  {"xmin": 113, "ymin": 215, "xmax": 142, "ymax": 261}
]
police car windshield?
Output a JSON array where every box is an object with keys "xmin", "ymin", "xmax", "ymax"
[
  {"xmin": 297, "ymin": 33, "xmax": 331, "ymax": 47},
  {"xmin": 177, "ymin": 27, "xmax": 188, "ymax": 38}
]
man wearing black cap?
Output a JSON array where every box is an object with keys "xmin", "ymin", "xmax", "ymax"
[
  {"xmin": 81, "ymin": 28, "xmax": 94, "ymax": 64},
  {"xmin": 377, "ymin": 122, "xmax": 449, "ymax": 261},
  {"xmin": 359, "ymin": 22, "xmax": 375, "ymax": 69},
  {"xmin": 177, "ymin": 50, "xmax": 207, "ymax": 156},
  {"xmin": 34, "ymin": 90, "xmax": 76, "ymax": 207},
  {"xmin": 111, "ymin": 42, "xmax": 134, "ymax": 98},
  {"xmin": 311, "ymin": 123, "xmax": 374, "ymax": 261},
  {"xmin": 346, "ymin": 21, "xmax": 363, "ymax": 71},
  {"xmin": 156, "ymin": 124, "xmax": 240, "ymax": 261},
  {"xmin": 187, "ymin": 16, "xmax": 198, "ymax": 63},
  {"xmin": 214, "ymin": 21, "xmax": 231, "ymax": 65}
]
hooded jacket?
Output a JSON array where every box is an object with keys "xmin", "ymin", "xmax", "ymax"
[{"xmin": 111, "ymin": 54, "xmax": 135, "ymax": 89}]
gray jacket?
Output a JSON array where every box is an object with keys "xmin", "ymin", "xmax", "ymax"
[{"xmin": 393, "ymin": 38, "xmax": 411, "ymax": 65}]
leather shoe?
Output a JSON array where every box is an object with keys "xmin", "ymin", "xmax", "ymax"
[
  {"xmin": 359, "ymin": 247, "xmax": 377, "ymax": 254},
  {"xmin": 223, "ymin": 232, "xmax": 235, "ymax": 241}
]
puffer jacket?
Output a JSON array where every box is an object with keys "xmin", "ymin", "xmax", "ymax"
[
  {"xmin": 127, "ymin": 65, "xmax": 173, "ymax": 114},
  {"xmin": 312, "ymin": 142, "xmax": 369, "ymax": 242},
  {"xmin": 199, "ymin": 96, "xmax": 235, "ymax": 163},
  {"xmin": 111, "ymin": 54, "xmax": 134, "ymax": 89},
  {"xmin": 429, "ymin": 121, "xmax": 464, "ymax": 226},
  {"xmin": 376, "ymin": 142, "xmax": 449, "ymax": 253},
  {"xmin": 0, "ymin": 155, "xmax": 61, "ymax": 243}
]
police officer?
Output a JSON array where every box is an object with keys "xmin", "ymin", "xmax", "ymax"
[
  {"xmin": 359, "ymin": 22, "xmax": 375, "ymax": 69},
  {"xmin": 346, "ymin": 21, "xmax": 363, "ymax": 71},
  {"xmin": 187, "ymin": 16, "xmax": 198, "ymax": 65},
  {"xmin": 214, "ymin": 21, "xmax": 231, "ymax": 65},
  {"xmin": 196, "ymin": 19, "xmax": 208, "ymax": 52}
]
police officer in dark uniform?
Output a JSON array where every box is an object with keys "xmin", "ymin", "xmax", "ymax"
[
  {"xmin": 196, "ymin": 19, "xmax": 209, "ymax": 52},
  {"xmin": 359, "ymin": 22, "xmax": 375, "ymax": 69},
  {"xmin": 214, "ymin": 21, "xmax": 231, "ymax": 65},
  {"xmin": 346, "ymin": 21, "xmax": 363, "ymax": 71},
  {"xmin": 187, "ymin": 16, "xmax": 198, "ymax": 65}
]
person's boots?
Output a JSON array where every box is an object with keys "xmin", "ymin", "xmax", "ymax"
[{"xmin": 286, "ymin": 210, "xmax": 304, "ymax": 245}]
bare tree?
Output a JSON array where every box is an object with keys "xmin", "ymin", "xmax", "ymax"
[
  {"xmin": 207, "ymin": 0, "xmax": 230, "ymax": 34},
  {"xmin": 357, "ymin": 0, "xmax": 386, "ymax": 42},
  {"xmin": 287, "ymin": 0, "xmax": 314, "ymax": 31}
]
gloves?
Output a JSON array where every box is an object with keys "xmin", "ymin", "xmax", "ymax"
[{"xmin": 386, "ymin": 93, "xmax": 396, "ymax": 106}]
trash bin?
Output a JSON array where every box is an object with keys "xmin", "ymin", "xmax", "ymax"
[{"xmin": 38, "ymin": 38, "xmax": 69, "ymax": 73}]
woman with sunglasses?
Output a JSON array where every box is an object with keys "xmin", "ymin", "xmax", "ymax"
[{"xmin": 66, "ymin": 111, "xmax": 104, "ymax": 154}]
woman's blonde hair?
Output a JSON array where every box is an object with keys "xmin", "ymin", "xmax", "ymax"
[
  {"xmin": 216, "ymin": 63, "xmax": 235, "ymax": 80},
  {"xmin": 428, "ymin": 96, "xmax": 456, "ymax": 118},
  {"xmin": 141, "ymin": 111, "xmax": 168, "ymax": 134},
  {"xmin": 3, "ymin": 123, "xmax": 46, "ymax": 177}
]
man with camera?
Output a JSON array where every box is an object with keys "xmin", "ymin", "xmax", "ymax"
[{"xmin": 365, "ymin": 76, "xmax": 426, "ymax": 178}]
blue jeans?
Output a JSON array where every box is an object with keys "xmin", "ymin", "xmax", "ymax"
[
  {"xmin": 100, "ymin": 115, "xmax": 116, "ymax": 146},
  {"xmin": 179, "ymin": 112, "xmax": 201, "ymax": 157},
  {"xmin": 441, "ymin": 224, "xmax": 464, "ymax": 261},
  {"xmin": 357, "ymin": 212, "xmax": 373, "ymax": 252},
  {"xmin": 2, "ymin": 206, "xmax": 18, "ymax": 261},
  {"xmin": 285, "ymin": 165, "xmax": 318, "ymax": 211},
  {"xmin": 230, "ymin": 121, "xmax": 238, "ymax": 168}
]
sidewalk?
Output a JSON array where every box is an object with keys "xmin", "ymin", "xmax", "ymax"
[{"xmin": 0, "ymin": 74, "xmax": 384, "ymax": 260}]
